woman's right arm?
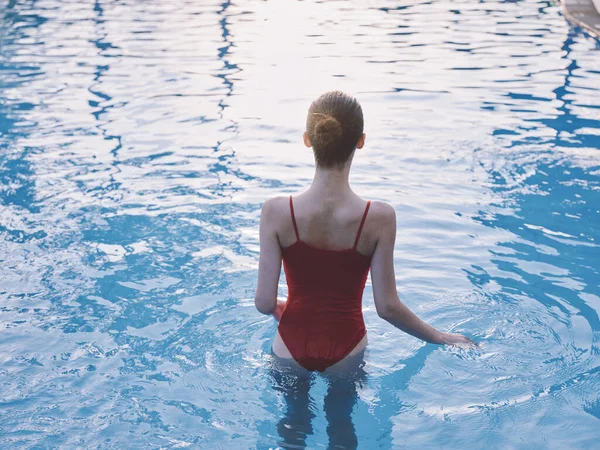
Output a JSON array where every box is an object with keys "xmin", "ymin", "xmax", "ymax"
[
  {"xmin": 369, "ymin": 202, "xmax": 477, "ymax": 347},
  {"xmin": 255, "ymin": 197, "xmax": 283, "ymax": 316}
]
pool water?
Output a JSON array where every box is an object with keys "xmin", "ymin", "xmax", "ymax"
[{"xmin": 1, "ymin": 0, "xmax": 599, "ymax": 448}]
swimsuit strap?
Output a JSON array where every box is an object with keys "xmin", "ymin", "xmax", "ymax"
[
  {"xmin": 353, "ymin": 201, "xmax": 371, "ymax": 250},
  {"xmin": 289, "ymin": 195, "xmax": 300, "ymax": 241}
]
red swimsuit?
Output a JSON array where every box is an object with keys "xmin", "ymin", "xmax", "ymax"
[{"xmin": 278, "ymin": 196, "xmax": 372, "ymax": 372}]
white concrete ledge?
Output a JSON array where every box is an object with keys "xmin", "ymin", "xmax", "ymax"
[{"xmin": 562, "ymin": 0, "xmax": 600, "ymax": 37}]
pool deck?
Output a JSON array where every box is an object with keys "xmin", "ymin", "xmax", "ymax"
[{"xmin": 562, "ymin": 0, "xmax": 600, "ymax": 37}]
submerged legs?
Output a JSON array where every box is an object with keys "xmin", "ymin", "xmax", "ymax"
[
  {"xmin": 270, "ymin": 352, "xmax": 367, "ymax": 450},
  {"xmin": 270, "ymin": 359, "xmax": 316, "ymax": 449},
  {"xmin": 323, "ymin": 353, "xmax": 367, "ymax": 450}
]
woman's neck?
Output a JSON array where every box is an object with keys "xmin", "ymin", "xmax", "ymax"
[{"xmin": 308, "ymin": 165, "xmax": 353, "ymax": 199}]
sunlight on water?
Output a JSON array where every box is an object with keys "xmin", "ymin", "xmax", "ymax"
[{"xmin": 0, "ymin": 0, "xmax": 599, "ymax": 448}]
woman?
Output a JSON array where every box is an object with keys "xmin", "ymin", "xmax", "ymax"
[{"xmin": 255, "ymin": 91, "xmax": 476, "ymax": 374}]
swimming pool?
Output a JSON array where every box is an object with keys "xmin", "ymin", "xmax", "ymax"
[{"xmin": 1, "ymin": 0, "xmax": 599, "ymax": 448}]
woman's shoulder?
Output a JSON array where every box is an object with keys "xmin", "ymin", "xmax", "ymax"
[
  {"xmin": 363, "ymin": 201, "xmax": 396, "ymax": 246},
  {"xmin": 365, "ymin": 200, "xmax": 396, "ymax": 225},
  {"xmin": 260, "ymin": 195, "xmax": 292, "ymax": 222},
  {"xmin": 261, "ymin": 195, "xmax": 395, "ymax": 226},
  {"xmin": 262, "ymin": 195, "xmax": 290, "ymax": 211}
]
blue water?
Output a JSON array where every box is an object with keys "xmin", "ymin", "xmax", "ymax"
[{"xmin": 1, "ymin": 0, "xmax": 599, "ymax": 448}]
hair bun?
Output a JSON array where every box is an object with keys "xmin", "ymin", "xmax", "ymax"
[
  {"xmin": 313, "ymin": 115, "xmax": 342, "ymax": 148},
  {"xmin": 306, "ymin": 91, "xmax": 363, "ymax": 167}
]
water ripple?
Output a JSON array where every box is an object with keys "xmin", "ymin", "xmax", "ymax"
[{"xmin": 1, "ymin": 0, "xmax": 599, "ymax": 448}]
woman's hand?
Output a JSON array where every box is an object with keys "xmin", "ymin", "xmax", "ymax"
[
  {"xmin": 437, "ymin": 332, "xmax": 479, "ymax": 348},
  {"xmin": 273, "ymin": 299, "xmax": 287, "ymax": 322}
]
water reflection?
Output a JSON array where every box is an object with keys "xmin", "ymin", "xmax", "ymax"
[
  {"xmin": 470, "ymin": 24, "xmax": 600, "ymax": 332},
  {"xmin": 1, "ymin": 0, "xmax": 600, "ymax": 447},
  {"xmin": 0, "ymin": 2, "xmax": 40, "ymax": 214},
  {"xmin": 465, "ymin": 20, "xmax": 600, "ymax": 430}
]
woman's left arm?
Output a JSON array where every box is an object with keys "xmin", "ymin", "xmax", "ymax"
[{"xmin": 255, "ymin": 198, "xmax": 283, "ymax": 315}]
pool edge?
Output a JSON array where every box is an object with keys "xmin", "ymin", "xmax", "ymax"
[{"xmin": 561, "ymin": 0, "xmax": 600, "ymax": 38}]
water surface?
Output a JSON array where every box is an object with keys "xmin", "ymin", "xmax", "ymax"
[{"xmin": 1, "ymin": 0, "xmax": 599, "ymax": 448}]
